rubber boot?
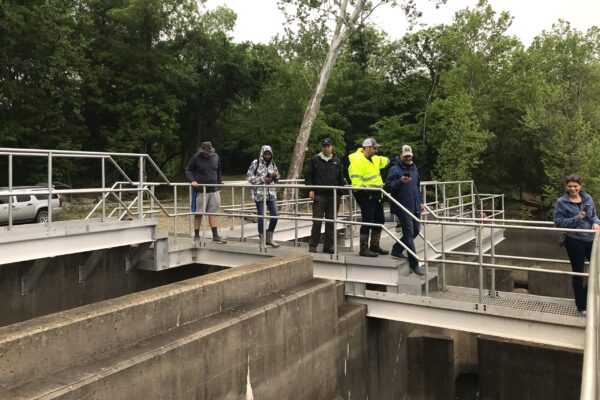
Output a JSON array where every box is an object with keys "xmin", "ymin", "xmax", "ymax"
[
  {"xmin": 369, "ymin": 230, "xmax": 389, "ymax": 255},
  {"xmin": 266, "ymin": 231, "xmax": 280, "ymax": 248},
  {"xmin": 359, "ymin": 234, "xmax": 378, "ymax": 257}
]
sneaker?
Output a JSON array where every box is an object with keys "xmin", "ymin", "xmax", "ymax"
[
  {"xmin": 580, "ymin": 310, "xmax": 587, "ymax": 317},
  {"xmin": 212, "ymin": 236, "xmax": 227, "ymax": 244},
  {"xmin": 323, "ymin": 247, "xmax": 335, "ymax": 255},
  {"xmin": 391, "ymin": 251, "xmax": 407, "ymax": 259},
  {"xmin": 308, "ymin": 246, "xmax": 317, "ymax": 253},
  {"xmin": 410, "ymin": 264, "xmax": 425, "ymax": 276}
]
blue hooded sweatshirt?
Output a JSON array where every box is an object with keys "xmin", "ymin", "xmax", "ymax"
[
  {"xmin": 384, "ymin": 156, "xmax": 423, "ymax": 215},
  {"xmin": 554, "ymin": 191, "xmax": 600, "ymax": 242}
]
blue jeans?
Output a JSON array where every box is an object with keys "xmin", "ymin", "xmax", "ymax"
[
  {"xmin": 256, "ymin": 200, "xmax": 278, "ymax": 234},
  {"xmin": 393, "ymin": 211, "xmax": 420, "ymax": 268},
  {"xmin": 356, "ymin": 194, "xmax": 385, "ymax": 235}
]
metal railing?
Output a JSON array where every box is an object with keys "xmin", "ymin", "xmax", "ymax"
[
  {"xmin": 2, "ymin": 147, "xmax": 596, "ymax": 396},
  {"xmin": 580, "ymin": 234, "xmax": 599, "ymax": 400}
]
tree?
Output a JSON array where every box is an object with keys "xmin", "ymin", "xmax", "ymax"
[{"xmin": 278, "ymin": 0, "xmax": 447, "ymax": 182}]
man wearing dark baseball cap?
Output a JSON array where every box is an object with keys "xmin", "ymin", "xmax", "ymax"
[{"xmin": 305, "ymin": 138, "xmax": 346, "ymax": 254}]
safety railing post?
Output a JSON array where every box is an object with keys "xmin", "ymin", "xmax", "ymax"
[
  {"xmin": 47, "ymin": 152, "xmax": 53, "ymax": 225},
  {"xmin": 262, "ymin": 186, "xmax": 267, "ymax": 251},
  {"xmin": 349, "ymin": 190, "xmax": 354, "ymax": 252},
  {"xmin": 294, "ymin": 186, "xmax": 299, "ymax": 247},
  {"xmin": 471, "ymin": 181, "xmax": 476, "ymax": 218},
  {"xmin": 423, "ymin": 218, "xmax": 429, "ymax": 297},
  {"xmin": 458, "ymin": 182, "xmax": 463, "ymax": 218},
  {"xmin": 173, "ymin": 186, "xmax": 178, "ymax": 245},
  {"xmin": 241, "ymin": 187, "xmax": 245, "ymax": 241},
  {"xmin": 138, "ymin": 156, "xmax": 144, "ymax": 220},
  {"xmin": 188, "ymin": 186, "xmax": 192, "ymax": 236},
  {"xmin": 230, "ymin": 186, "xmax": 235, "ymax": 231},
  {"xmin": 478, "ymin": 224, "xmax": 484, "ymax": 302},
  {"xmin": 8, "ymin": 154, "xmax": 13, "ymax": 230},
  {"xmin": 101, "ymin": 157, "xmax": 106, "ymax": 221},
  {"xmin": 441, "ymin": 220, "xmax": 447, "ymax": 291},
  {"xmin": 333, "ymin": 188, "xmax": 337, "ymax": 255},
  {"xmin": 201, "ymin": 185, "xmax": 206, "ymax": 246}
]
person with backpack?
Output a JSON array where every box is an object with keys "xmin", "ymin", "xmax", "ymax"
[
  {"xmin": 246, "ymin": 145, "xmax": 280, "ymax": 247},
  {"xmin": 305, "ymin": 138, "xmax": 346, "ymax": 254}
]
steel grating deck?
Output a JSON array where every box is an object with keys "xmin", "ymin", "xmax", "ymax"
[{"xmin": 429, "ymin": 289, "xmax": 582, "ymax": 318}]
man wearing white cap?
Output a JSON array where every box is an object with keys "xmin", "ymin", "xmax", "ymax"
[
  {"xmin": 384, "ymin": 144, "xmax": 424, "ymax": 275},
  {"xmin": 348, "ymin": 137, "xmax": 390, "ymax": 257}
]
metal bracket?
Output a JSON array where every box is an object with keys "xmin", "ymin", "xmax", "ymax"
[
  {"xmin": 125, "ymin": 242, "xmax": 152, "ymax": 272},
  {"xmin": 21, "ymin": 258, "xmax": 52, "ymax": 295},
  {"xmin": 79, "ymin": 250, "xmax": 106, "ymax": 283}
]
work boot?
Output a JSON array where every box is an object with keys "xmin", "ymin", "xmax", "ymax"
[
  {"xmin": 369, "ymin": 231, "xmax": 389, "ymax": 255},
  {"xmin": 308, "ymin": 246, "xmax": 317, "ymax": 253},
  {"xmin": 266, "ymin": 231, "xmax": 280, "ymax": 248},
  {"xmin": 359, "ymin": 234, "xmax": 378, "ymax": 257}
]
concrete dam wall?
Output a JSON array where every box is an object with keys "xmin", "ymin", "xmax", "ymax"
[{"xmin": 0, "ymin": 251, "xmax": 583, "ymax": 399}]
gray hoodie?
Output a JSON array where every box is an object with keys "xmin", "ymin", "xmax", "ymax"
[{"xmin": 246, "ymin": 145, "xmax": 280, "ymax": 202}]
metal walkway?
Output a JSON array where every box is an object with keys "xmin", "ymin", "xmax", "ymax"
[{"xmin": 1, "ymin": 147, "xmax": 598, "ymax": 398}]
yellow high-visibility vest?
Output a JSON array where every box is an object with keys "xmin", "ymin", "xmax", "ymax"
[{"xmin": 348, "ymin": 148, "xmax": 389, "ymax": 187}]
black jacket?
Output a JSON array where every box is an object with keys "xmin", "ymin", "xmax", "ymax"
[
  {"xmin": 305, "ymin": 153, "xmax": 345, "ymax": 195},
  {"xmin": 185, "ymin": 152, "xmax": 222, "ymax": 193}
]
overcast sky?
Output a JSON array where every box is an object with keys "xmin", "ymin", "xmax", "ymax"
[{"xmin": 204, "ymin": 0, "xmax": 599, "ymax": 47}]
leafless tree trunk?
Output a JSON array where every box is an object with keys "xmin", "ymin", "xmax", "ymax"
[{"xmin": 285, "ymin": 0, "xmax": 367, "ymax": 188}]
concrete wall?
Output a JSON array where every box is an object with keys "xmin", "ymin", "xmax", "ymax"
[
  {"xmin": 0, "ymin": 246, "xmax": 221, "ymax": 327},
  {"xmin": 479, "ymin": 336, "xmax": 582, "ymax": 400},
  {"xmin": 2, "ymin": 253, "xmax": 412, "ymax": 400}
]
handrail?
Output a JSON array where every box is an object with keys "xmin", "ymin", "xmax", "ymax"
[{"xmin": 580, "ymin": 233, "xmax": 599, "ymax": 399}]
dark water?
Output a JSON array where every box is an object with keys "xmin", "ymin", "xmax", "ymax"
[{"xmin": 456, "ymin": 373, "xmax": 479, "ymax": 400}]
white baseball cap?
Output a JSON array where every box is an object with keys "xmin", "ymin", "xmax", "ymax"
[{"xmin": 401, "ymin": 145, "xmax": 413, "ymax": 156}]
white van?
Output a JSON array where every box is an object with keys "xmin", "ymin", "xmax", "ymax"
[{"xmin": 0, "ymin": 186, "xmax": 64, "ymax": 224}]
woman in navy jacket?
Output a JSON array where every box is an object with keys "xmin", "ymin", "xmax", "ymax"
[{"xmin": 554, "ymin": 174, "xmax": 600, "ymax": 315}]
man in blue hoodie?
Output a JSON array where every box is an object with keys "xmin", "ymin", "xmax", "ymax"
[{"xmin": 384, "ymin": 145, "xmax": 424, "ymax": 275}]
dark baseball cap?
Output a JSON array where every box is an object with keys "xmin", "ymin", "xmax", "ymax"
[{"xmin": 322, "ymin": 138, "xmax": 333, "ymax": 146}]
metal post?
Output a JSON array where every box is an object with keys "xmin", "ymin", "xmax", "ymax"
[
  {"xmin": 118, "ymin": 182, "xmax": 123, "ymax": 217},
  {"xmin": 47, "ymin": 152, "xmax": 53, "ymax": 225},
  {"xmin": 201, "ymin": 185, "xmax": 206, "ymax": 246},
  {"xmin": 101, "ymin": 157, "xmax": 106, "ymax": 221},
  {"xmin": 441, "ymin": 223, "xmax": 447, "ymax": 291},
  {"xmin": 471, "ymin": 181, "xmax": 476, "ymax": 218},
  {"xmin": 441, "ymin": 183, "xmax": 447, "ymax": 290},
  {"xmin": 490, "ymin": 197, "xmax": 496, "ymax": 298},
  {"xmin": 423, "ymin": 218, "xmax": 429, "ymax": 297},
  {"xmin": 230, "ymin": 186, "xmax": 235, "ymax": 231},
  {"xmin": 349, "ymin": 189, "xmax": 354, "ymax": 252},
  {"xmin": 8, "ymin": 155, "xmax": 13, "ymax": 230},
  {"xmin": 173, "ymin": 186, "xmax": 178, "ymax": 244},
  {"xmin": 478, "ymin": 224, "xmax": 484, "ymax": 302},
  {"xmin": 434, "ymin": 183, "xmax": 439, "ymax": 213},
  {"xmin": 150, "ymin": 186, "xmax": 155, "ymax": 213},
  {"xmin": 501, "ymin": 195, "xmax": 505, "ymax": 221},
  {"xmin": 241, "ymin": 187, "xmax": 245, "ymax": 241},
  {"xmin": 262, "ymin": 186, "xmax": 267, "ymax": 251},
  {"xmin": 138, "ymin": 156, "xmax": 144, "ymax": 220},
  {"xmin": 333, "ymin": 188, "xmax": 337, "ymax": 255},
  {"xmin": 294, "ymin": 187, "xmax": 299, "ymax": 247},
  {"xmin": 458, "ymin": 182, "xmax": 463, "ymax": 218},
  {"xmin": 188, "ymin": 186, "xmax": 193, "ymax": 235}
]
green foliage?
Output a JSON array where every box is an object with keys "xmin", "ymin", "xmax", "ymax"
[{"xmin": 427, "ymin": 94, "xmax": 492, "ymax": 181}]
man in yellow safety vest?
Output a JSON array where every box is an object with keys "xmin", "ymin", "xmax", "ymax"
[{"xmin": 348, "ymin": 138, "xmax": 390, "ymax": 257}]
